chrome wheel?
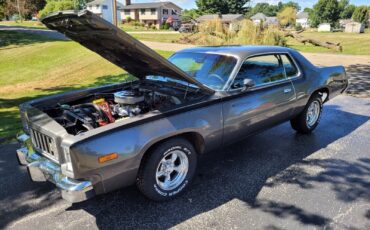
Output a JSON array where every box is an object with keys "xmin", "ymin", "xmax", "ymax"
[
  {"xmin": 156, "ymin": 150, "xmax": 189, "ymax": 191},
  {"xmin": 306, "ymin": 101, "xmax": 320, "ymax": 128}
]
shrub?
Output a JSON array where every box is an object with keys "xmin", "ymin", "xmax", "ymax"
[
  {"xmin": 162, "ymin": 23, "xmax": 170, "ymax": 30},
  {"xmin": 126, "ymin": 16, "xmax": 131, "ymax": 23},
  {"xmin": 295, "ymin": 23, "xmax": 303, "ymax": 31},
  {"xmin": 179, "ymin": 19, "xmax": 286, "ymax": 47}
]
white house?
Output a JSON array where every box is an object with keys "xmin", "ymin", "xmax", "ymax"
[
  {"xmin": 86, "ymin": 0, "xmax": 123, "ymax": 24},
  {"xmin": 296, "ymin": 12, "xmax": 309, "ymax": 28},
  {"xmin": 318, "ymin": 23, "xmax": 331, "ymax": 32},
  {"xmin": 120, "ymin": 1, "xmax": 182, "ymax": 29}
]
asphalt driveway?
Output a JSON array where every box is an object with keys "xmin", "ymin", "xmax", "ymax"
[{"xmin": 0, "ymin": 95, "xmax": 369, "ymax": 230}]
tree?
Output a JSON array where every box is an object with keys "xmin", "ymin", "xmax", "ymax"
[
  {"xmin": 246, "ymin": 2, "xmax": 277, "ymax": 17},
  {"xmin": 26, "ymin": 0, "xmax": 46, "ymax": 16},
  {"xmin": 341, "ymin": 4, "xmax": 356, "ymax": 19},
  {"xmin": 5, "ymin": 0, "xmax": 31, "ymax": 21},
  {"xmin": 182, "ymin": 9, "xmax": 201, "ymax": 20},
  {"xmin": 196, "ymin": 0, "xmax": 250, "ymax": 14},
  {"xmin": 352, "ymin": 6, "xmax": 369, "ymax": 24},
  {"xmin": 309, "ymin": 0, "xmax": 340, "ymax": 27},
  {"xmin": 39, "ymin": 0, "xmax": 75, "ymax": 18},
  {"xmin": 246, "ymin": 1, "xmax": 301, "ymax": 18},
  {"xmin": 338, "ymin": 0, "xmax": 355, "ymax": 19},
  {"xmin": 277, "ymin": 6, "xmax": 296, "ymax": 27},
  {"xmin": 283, "ymin": 1, "xmax": 301, "ymax": 11}
]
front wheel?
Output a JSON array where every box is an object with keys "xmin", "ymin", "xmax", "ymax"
[
  {"xmin": 291, "ymin": 94, "xmax": 323, "ymax": 134},
  {"xmin": 136, "ymin": 138, "xmax": 197, "ymax": 201}
]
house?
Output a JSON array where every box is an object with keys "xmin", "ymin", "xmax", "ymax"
[
  {"xmin": 86, "ymin": 0, "xmax": 123, "ymax": 24},
  {"xmin": 119, "ymin": 1, "xmax": 182, "ymax": 29},
  {"xmin": 318, "ymin": 23, "xmax": 331, "ymax": 32},
  {"xmin": 296, "ymin": 12, "xmax": 309, "ymax": 28},
  {"xmin": 250, "ymin": 13, "xmax": 278, "ymax": 26},
  {"xmin": 265, "ymin": 17, "xmax": 278, "ymax": 26},
  {"xmin": 345, "ymin": 22, "xmax": 365, "ymax": 33},
  {"xmin": 339, "ymin": 19, "xmax": 353, "ymax": 28},
  {"xmin": 196, "ymin": 14, "xmax": 244, "ymax": 30},
  {"xmin": 251, "ymin": 13, "xmax": 267, "ymax": 25}
]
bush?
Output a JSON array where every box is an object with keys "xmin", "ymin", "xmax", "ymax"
[
  {"xmin": 126, "ymin": 16, "xmax": 131, "ymax": 23},
  {"xmin": 162, "ymin": 23, "xmax": 170, "ymax": 30},
  {"xmin": 295, "ymin": 23, "xmax": 303, "ymax": 31}
]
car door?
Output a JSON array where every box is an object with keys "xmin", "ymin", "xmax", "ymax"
[{"xmin": 222, "ymin": 54, "xmax": 296, "ymax": 145}]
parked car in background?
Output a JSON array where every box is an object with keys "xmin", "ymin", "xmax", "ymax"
[
  {"xmin": 16, "ymin": 11, "xmax": 348, "ymax": 203},
  {"xmin": 178, "ymin": 23, "xmax": 195, "ymax": 33}
]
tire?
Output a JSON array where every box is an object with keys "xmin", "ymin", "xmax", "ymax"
[
  {"xmin": 290, "ymin": 93, "xmax": 323, "ymax": 134},
  {"xmin": 136, "ymin": 138, "xmax": 198, "ymax": 201}
]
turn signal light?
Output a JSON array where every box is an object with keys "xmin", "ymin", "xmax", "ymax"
[{"xmin": 98, "ymin": 153, "xmax": 118, "ymax": 163}]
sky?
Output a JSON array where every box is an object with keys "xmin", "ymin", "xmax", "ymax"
[{"xmin": 128, "ymin": 0, "xmax": 370, "ymax": 10}]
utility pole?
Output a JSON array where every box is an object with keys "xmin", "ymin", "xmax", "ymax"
[{"xmin": 112, "ymin": 0, "xmax": 118, "ymax": 26}]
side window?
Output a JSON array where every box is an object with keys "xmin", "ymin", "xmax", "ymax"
[
  {"xmin": 281, "ymin": 54, "xmax": 299, "ymax": 78},
  {"xmin": 233, "ymin": 54, "xmax": 285, "ymax": 88}
]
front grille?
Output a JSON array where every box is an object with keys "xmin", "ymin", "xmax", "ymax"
[{"xmin": 30, "ymin": 129, "xmax": 58, "ymax": 160}]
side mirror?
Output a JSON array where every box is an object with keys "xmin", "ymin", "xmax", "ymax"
[{"xmin": 243, "ymin": 78, "xmax": 255, "ymax": 89}]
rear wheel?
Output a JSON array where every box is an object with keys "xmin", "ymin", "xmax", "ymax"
[
  {"xmin": 291, "ymin": 94, "xmax": 323, "ymax": 134},
  {"xmin": 136, "ymin": 138, "xmax": 197, "ymax": 201}
]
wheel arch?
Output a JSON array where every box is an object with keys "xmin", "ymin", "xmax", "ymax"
[
  {"xmin": 139, "ymin": 131, "xmax": 205, "ymax": 165},
  {"xmin": 311, "ymin": 87, "xmax": 330, "ymax": 103}
]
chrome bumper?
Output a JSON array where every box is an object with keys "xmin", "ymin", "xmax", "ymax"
[{"xmin": 16, "ymin": 134, "xmax": 95, "ymax": 203}]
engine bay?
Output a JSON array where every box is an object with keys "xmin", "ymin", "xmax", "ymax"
[{"xmin": 41, "ymin": 82, "xmax": 203, "ymax": 135}]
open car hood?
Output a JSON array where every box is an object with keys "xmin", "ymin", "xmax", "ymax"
[{"xmin": 41, "ymin": 10, "xmax": 214, "ymax": 94}]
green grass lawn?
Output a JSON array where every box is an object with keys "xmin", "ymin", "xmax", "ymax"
[
  {"xmin": 131, "ymin": 33, "xmax": 183, "ymax": 43},
  {"xmin": 0, "ymin": 20, "xmax": 46, "ymax": 29},
  {"xmin": 0, "ymin": 31, "xmax": 173, "ymax": 140},
  {"xmin": 286, "ymin": 31, "xmax": 370, "ymax": 55}
]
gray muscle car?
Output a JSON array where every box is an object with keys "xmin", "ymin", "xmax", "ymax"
[{"xmin": 16, "ymin": 11, "xmax": 348, "ymax": 203}]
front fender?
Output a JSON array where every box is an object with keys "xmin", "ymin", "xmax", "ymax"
[{"xmin": 68, "ymin": 103, "xmax": 223, "ymax": 193}]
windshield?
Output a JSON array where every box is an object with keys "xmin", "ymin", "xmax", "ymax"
[{"xmin": 167, "ymin": 52, "xmax": 238, "ymax": 90}]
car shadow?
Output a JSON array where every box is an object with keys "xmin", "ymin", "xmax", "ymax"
[
  {"xmin": 346, "ymin": 64, "xmax": 370, "ymax": 98},
  {"xmin": 61, "ymin": 104, "xmax": 369, "ymax": 229}
]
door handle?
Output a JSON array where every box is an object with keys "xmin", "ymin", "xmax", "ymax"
[{"xmin": 284, "ymin": 88, "xmax": 292, "ymax": 93}]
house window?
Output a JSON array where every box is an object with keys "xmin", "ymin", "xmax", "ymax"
[
  {"xmin": 124, "ymin": 10, "xmax": 130, "ymax": 15},
  {"xmin": 151, "ymin": 8, "xmax": 156, "ymax": 15},
  {"xmin": 96, "ymin": 5, "xmax": 99, "ymax": 8},
  {"xmin": 140, "ymin": 9, "xmax": 146, "ymax": 15},
  {"xmin": 172, "ymin": 10, "xmax": 177, "ymax": 15},
  {"xmin": 102, "ymin": 5, "xmax": 108, "ymax": 10},
  {"xmin": 163, "ymin": 9, "xmax": 168, "ymax": 15},
  {"xmin": 89, "ymin": 6, "xmax": 92, "ymax": 10}
]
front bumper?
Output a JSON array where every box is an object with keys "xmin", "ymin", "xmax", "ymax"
[{"xmin": 16, "ymin": 134, "xmax": 95, "ymax": 203}]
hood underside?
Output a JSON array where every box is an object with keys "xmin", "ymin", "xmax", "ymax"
[{"xmin": 41, "ymin": 10, "xmax": 214, "ymax": 94}]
